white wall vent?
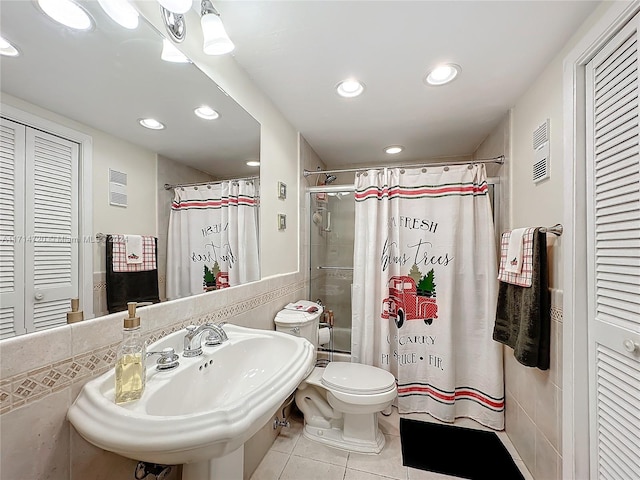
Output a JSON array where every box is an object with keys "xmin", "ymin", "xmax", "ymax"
[
  {"xmin": 532, "ymin": 119, "xmax": 550, "ymax": 183},
  {"xmin": 109, "ymin": 169, "xmax": 127, "ymax": 207}
]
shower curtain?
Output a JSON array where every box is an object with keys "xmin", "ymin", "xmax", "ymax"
[
  {"xmin": 351, "ymin": 165, "xmax": 504, "ymax": 429},
  {"xmin": 167, "ymin": 180, "xmax": 259, "ymax": 300}
]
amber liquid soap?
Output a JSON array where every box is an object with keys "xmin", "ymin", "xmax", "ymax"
[
  {"xmin": 115, "ymin": 303, "xmax": 146, "ymax": 404},
  {"xmin": 115, "ymin": 354, "xmax": 145, "ymax": 403}
]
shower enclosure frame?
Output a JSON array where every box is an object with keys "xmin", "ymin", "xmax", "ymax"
[{"xmin": 306, "ymin": 184, "xmax": 356, "ymax": 357}]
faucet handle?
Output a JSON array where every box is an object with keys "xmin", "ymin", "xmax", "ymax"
[
  {"xmin": 186, "ymin": 325, "xmax": 197, "ymax": 333},
  {"xmin": 204, "ymin": 331, "xmax": 223, "ymax": 346},
  {"xmin": 147, "ymin": 347, "xmax": 180, "ymax": 371},
  {"xmin": 203, "ymin": 322, "xmax": 228, "ymax": 345}
]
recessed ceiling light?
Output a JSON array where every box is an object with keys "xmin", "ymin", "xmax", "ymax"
[
  {"xmin": 384, "ymin": 145, "xmax": 404, "ymax": 155},
  {"xmin": 425, "ymin": 63, "xmax": 460, "ymax": 86},
  {"xmin": 336, "ymin": 79, "xmax": 365, "ymax": 98},
  {"xmin": 0, "ymin": 36, "xmax": 19, "ymax": 57},
  {"xmin": 97, "ymin": 0, "xmax": 139, "ymax": 29},
  {"xmin": 138, "ymin": 118, "xmax": 165, "ymax": 130},
  {"xmin": 246, "ymin": 160, "xmax": 260, "ymax": 167},
  {"xmin": 194, "ymin": 106, "xmax": 220, "ymax": 120},
  {"xmin": 37, "ymin": 0, "xmax": 93, "ymax": 31}
]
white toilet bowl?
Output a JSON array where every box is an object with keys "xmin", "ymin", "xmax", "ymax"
[
  {"xmin": 295, "ymin": 362, "xmax": 397, "ymax": 454},
  {"xmin": 274, "ymin": 300, "xmax": 397, "ymax": 454}
]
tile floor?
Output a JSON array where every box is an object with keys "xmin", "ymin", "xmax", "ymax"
[{"xmin": 250, "ymin": 407, "xmax": 534, "ymax": 480}]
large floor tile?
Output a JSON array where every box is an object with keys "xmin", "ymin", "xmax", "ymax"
[
  {"xmin": 250, "ymin": 450, "xmax": 289, "ymax": 480},
  {"xmin": 378, "ymin": 407, "xmax": 401, "ymax": 436},
  {"xmin": 407, "ymin": 467, "xmax": 461, "ymax": 480},
  {"xmin": 347, "ymin": 434, "xmax": 407, "ymax": 480},
  {"xmin": 279, "ymin": 456, "xmax": 346, "ymax": 480},
  {"xmin": 271, "ymin": 415, "xmax": 303, "ymax": 455},
  {"xmin": 345, "ymin": 467, "xmax": 406, "ymax": 480},
  {"xmin": 291, "ymin": 434, "xmax": 349, "ymax": 467}
]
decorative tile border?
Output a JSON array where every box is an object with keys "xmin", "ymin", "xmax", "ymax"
[
  {"xmin": 0, "ymin": 280, "xmax": 306, "ymax": 415},
  {"xmin": 550, "ymin": 305, "xmax": 563, "ymax": 322}
]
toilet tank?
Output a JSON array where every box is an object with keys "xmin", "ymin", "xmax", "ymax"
[{"xmin": 274, "ymin": 300, "xmax": 323, "ymax": 349}]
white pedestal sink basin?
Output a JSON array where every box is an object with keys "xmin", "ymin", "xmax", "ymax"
[{"xmin": 68, "ymin": 324, "xmax": 315, "ymax": 479}]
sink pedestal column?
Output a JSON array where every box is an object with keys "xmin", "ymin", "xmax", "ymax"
[{"xmin": 182, "ymin": 446, "xmax": 244, "ymax": 480}]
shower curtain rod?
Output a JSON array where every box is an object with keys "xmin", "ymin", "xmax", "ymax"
[
  {"xmin": 303, "ymin": 155, "xmax": 505, "ymax": 177},
  {"xmin": 164, "ymin": 176, "xmax": 259, "ymax": 190}
]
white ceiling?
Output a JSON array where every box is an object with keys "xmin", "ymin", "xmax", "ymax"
[
  {"xmin": 215, "ymin": 0, "xmax": 600, "ymax": 168},
  {"xmin": 0, "ymin": 0, "xmax": 601, "ymax": 177}
]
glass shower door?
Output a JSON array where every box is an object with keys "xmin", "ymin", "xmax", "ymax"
[{"xmin": 308, "ymin": 187, "xmax": 355, "ymax": 354}]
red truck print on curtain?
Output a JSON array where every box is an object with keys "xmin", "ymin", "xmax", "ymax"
[{"xmin": 381, "ymin": 275, "xmax": 438, "ymax": 328}]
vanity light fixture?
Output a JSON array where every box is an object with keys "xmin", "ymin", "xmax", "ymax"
[
  {"xmin": 194, "ymin": 106, "xmax": 220, "ymax": 120},
  {"xmin": 161, "ymin": 7, "xmax": 186, "ymax": 43},
  {"xmin": 201, "ymin": 0, "xmax": 235, "ymax": 55},
  {"xmin": 157, "ymin": 0, "xmax": 192, "ymax": 14},
  {"xmin": 246, "ymin": 160, "xmax": 260, "ymax": 167},
  {"xmin": 161, "ymin": 39, "xmax": 190, "ymax": 63},
  {"xmin": 0, "ymin": 36, "xmax": 19, "ymax": 57},
  {"xmin": 425, "ymin": 63, "xmax": 460, "ymax": 86},
  {"xmin": 384, "ymin": 145, "xmax": 404, "ymax": 155},
  {"xmin": 336, "ymin": 78, "xmax": 365, "ymax": 98},
  {"xmin": 97, "ymin": 0, "xmax": 139, "ymax": 29},
  {"xmin": 138, "ymin": 118, "xmax": 165, "ymax": 130},
  {"xmin": 37, "ymin": 0, "xmax": 93, "ymax": 31}
]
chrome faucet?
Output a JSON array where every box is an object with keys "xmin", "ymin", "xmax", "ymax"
[{"xmin": 183, "ymin": 323, "xmax": 228, "ymax": 357}]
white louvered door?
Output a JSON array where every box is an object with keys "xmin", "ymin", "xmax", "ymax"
[
  {"xmin": 0, "ymin": 118, "xmax": 26, "ymax": 337},
  {"xmin": 0, "ymin": 117, "xmax": 79, "ymax": 337},
  {"xmin": 24, "ymin": 128, "xmax": 78, "ymax": 332},
  {"xmin": 586, "ymin": 14, "xmax": 640, "ymax": 480}
]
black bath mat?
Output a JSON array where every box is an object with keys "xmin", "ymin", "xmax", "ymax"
[{"xmin": 400, "ymin": 418, "xmax": 525, "ymax": 480}]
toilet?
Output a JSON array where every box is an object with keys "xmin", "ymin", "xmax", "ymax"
[{"xmin": 274, "ymin": 300, "xmax": 397, "ymax": 454}]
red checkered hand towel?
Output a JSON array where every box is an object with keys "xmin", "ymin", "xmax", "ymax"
[
  {"xmin": 497, "ymin": 228, "xmax": 535, "ymax": 287},
  {"xmin": 112, "ymin": 235, "xmax": 157, "ymax": 272}
]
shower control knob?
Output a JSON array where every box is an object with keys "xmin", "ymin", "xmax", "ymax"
[{"xmin": 623, "ymin": 339, "xmax": 638, "ymax": 354}]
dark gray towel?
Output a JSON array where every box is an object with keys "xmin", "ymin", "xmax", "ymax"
[
  {"xmin": 493, "ymin": 228, "xmax": 550, "ymax": 370},
  {"xmin": 106, "ymin": 235, "xmax": 160, "ymax": 314}
]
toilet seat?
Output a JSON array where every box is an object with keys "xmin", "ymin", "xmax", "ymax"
[{"xmin": 321, "ymin": 362, "xmax": 396, "ymax": 395}]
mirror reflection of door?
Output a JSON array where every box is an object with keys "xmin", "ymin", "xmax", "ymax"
[{"xmin": 0, "ymin": 118, "xmax": 80, "ymax": 338}]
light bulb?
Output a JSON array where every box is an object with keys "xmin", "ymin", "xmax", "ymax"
[
  {"xmin": 425, "ymin": 64, "xmax": 460, "ymax": 86},
  {"xmin": 336, "ymin": 79, "xmax": 365, "ymax": 98},
  {"xmin": 138, "ymin": 118, "xmax": 165, "ymax": 130},
  {"xmin": 201, "ymin": 13, "xmax": 235, "ymax": 55},
  {"xmin": 157, "ymin": 0, "xmax": 192, "ymax": 14},
  {"xmin": 194, "ymin": 106, "xmax": 220, "ymax": 120},
  {"xmin": 0, "ymin": 36, "xmax": 19, "ymax": 57},
  {"xmin": 38, "ymin": 0, "xmax": 93, "ymax": 30},
  {"xmin": 97, "ymin": 0, "xmax": 139, "ymax": 29},
  {"xmin": 161, "ymin": 39, "xmax": 190, "ymax": 63}
]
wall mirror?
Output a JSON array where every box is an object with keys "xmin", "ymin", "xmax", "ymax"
[{"xmin": 0, "ymin": 0, "xmax": 261, "ymax": 337}]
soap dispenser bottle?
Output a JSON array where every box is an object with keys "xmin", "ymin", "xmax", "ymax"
[{"xmin": 115, "ymin": 302, "xmax": 146, "ymax": 404}]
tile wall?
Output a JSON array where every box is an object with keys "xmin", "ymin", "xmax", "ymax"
[
  {"xmin": 0, "ymin": 273, "xmax": 306, "ymax": 480},
  {"xmin": 503, "ymin": 288, "xmax": 563, "ymax": 480}
]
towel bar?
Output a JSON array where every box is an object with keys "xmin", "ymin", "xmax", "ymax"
[{"xmin": 539, "ymin": 224, "xmax": 563, "ymax": 236}]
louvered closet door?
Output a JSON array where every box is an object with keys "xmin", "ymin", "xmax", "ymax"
[
  {"xmin": 24, "ymin": 128, "xmax": 79, "ymax": 332},
  {"xmin": 0, "ymin": 118, "xmax": 26, "ymax": 338},
  {"xmin": 586, "ymin": 14, "xmax": 640, "ymax": 480}
]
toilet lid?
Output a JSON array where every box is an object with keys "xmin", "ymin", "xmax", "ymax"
[
  {"xmin": 321, "ymin": 362, "xmax": 396, "ymax": 395},
  {"xmin": 274, "ymin": 300, "xmax": 323, "ymax": 325}
]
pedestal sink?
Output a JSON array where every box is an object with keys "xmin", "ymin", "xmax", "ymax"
[{"xmin": 67, "ymin": 324, "xmax": 315, "ymax": 480}]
